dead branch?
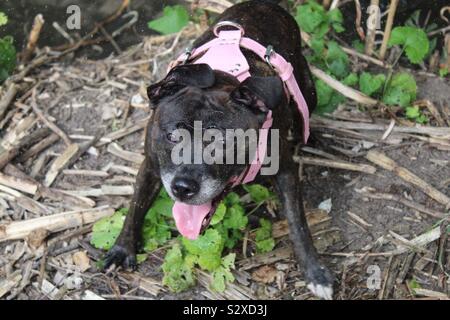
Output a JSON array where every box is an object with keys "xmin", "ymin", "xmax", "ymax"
[
  {"xmin": 366, "ymin": 150, "xmax": 450, "ymax": 208},
  {"xmin": 0, "ymin": 84, "xmax": 18, "ymax": 121},
  {"xmin": 365, "ymin": 0, "xmax": 379, "ymax": 56},
  {"xmin": 379, "ymin": 0, "xmax": 399, "ymax": 60},
  {"xmin": 0, "ymin": 206, "xmax": 114, "ymax": 242},
  {"xmin": 22, "ymin": 14, "xmax": 45, "ymax": 63},
  {"xmin": 294, "ymin": 156, "xmax": 377, "ymax": 174}
]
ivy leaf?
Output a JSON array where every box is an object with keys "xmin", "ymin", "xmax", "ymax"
[
  {"xmin": 255, "ymin": 219, "xmax": 276, "ymax": 253},
  {"xmin": 210, "ymin": 202, "xmax": 227, "ymax": 225},
  {"xmin": 90, "ymin": 209, "xmax": 127, "ymax": 250},
  {"xmin": 326, "ymin": 41, "xmax": 349, "ymax": 78},
  {"xmin": 211, "ymin": 253, "xmax": 235, "ymax": 292},
  {"xmin": 148, "ymin": 5, "xmax": 189, "ymax": 35},
  {"xmin": 197, "ymin": 253, "xmax": 222, "ymax": 271},
  {"xmin": 439, "ymin": 68, "xmax": 449, "ymax": 78},
  {"xmin": 352, "ymin": 40, "xmax": 365, "ymax": 53},
  {"xmin": 342, "ymin": 73, "xmax": 359, "ymax": 87},
  {"xmin": 405, "ymin": 106, "xmax": 421, "ymax": 119},
  {"xmin": 162, "ymin": 244, "xmax": 196, "ymax": 293},
  {"xmin": 405, "ymin": 106, "xmax": 428, "ymax": 124},
  {"xmin": 224, "ymin": 192, "xmax": 241, "ymax": 207},
  {"xmin": 223, "ymin": 204, "xmax": 248, "ymax": 230},
  {"xmin": 136, "ymin": 254, "xmax": 148, "ymax": 264},
  {"xmin": 359, "ymin": 72, "xmax": 386, "ymax": 96},
  {"xmin": 243, "ymin": 184, "xmax": 272, "ymax": 203},
  {"xmin": 256, "ymin": 238, "xmax": 275, "ymax": 253},
  {"xmin": 388, "ymin": 26, "xmax": 430, "ymax": 64},
  {"xmin": 182, "ymin": 228, "xmax": 223, "ymax": 256},
  {"xmin": 0, "ymin": 36, "xmax": 16, "ymax": 83},
  {"xmin": 328, "ymin": 9, "xmax": 345, "ymax": 33},
  {"xmin": 0, "ymin": 12, "xmax": 8, "ymax": 26},
  {"xmin": 383, "ymin": 73, "xmax": 417, "ymax": 107},
  {"xmin": 315, "ymin": 78, "xmax": 345, "ymax": 114},
  {"xmin": 295, "ymin": 1, "xmax": 327, "ymax": 34},
  {"xmin": 142, "ymin": 189, "xmax": 174, "ymax": 252}
]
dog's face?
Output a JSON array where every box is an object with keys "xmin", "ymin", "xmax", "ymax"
[{"xmin": 147, "ymin": 64, "xmax": 283, "ymax": 238}]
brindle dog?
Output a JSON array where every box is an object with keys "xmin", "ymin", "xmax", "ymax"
[{"xmin": 104, "ymin": 0, "xmax": 334, "ymax": 299}]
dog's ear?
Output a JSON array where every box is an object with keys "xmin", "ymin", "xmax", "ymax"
[
  {"xmin": 230, "ymin": 76, "xmax": 284, "ymax": 112},
  {"xmin": 147, "ymin": 64, "xmax": 215, "ymax": 107}
]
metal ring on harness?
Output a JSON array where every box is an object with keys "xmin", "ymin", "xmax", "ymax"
[
  {"xmin": 264, "ymin": 45, "xmax": 275, "ymax": 69},
  {"xmin": 213, "ymin": 21, "xmax": 245, "ymax": 37}
]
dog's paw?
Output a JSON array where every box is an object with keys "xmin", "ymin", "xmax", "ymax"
[
  {"xmin": 103, "ymin": 244, "xmax": 137, "ymax": 271},
  {"xmin": 306, "ymin": 265, "xmax": 334, "ymax": 300}
]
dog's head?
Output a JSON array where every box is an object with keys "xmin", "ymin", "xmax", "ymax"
[{"xmin": 147, "ymin": 64, "xmax": 284, "ymax": 239}]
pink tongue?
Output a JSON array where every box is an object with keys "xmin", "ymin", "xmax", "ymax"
[{"xmin": 172, "ymin": 201, "xmax": 212, "ymax": 240}]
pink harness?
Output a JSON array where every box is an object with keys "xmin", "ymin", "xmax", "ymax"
[{"xmin": 170, "ymin": 21, "xmax": 310, "ymax": 185}]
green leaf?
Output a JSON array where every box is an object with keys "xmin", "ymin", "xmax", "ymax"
[
  {"xmin": 243, "ymin": 184, "xmax": 272, "ymax": 203},
  {"xmin": 211, "ymin": 253, "xmax": 235, "ymax": 292},
  {"xmin": 182, "ymin": 228, "xmax": 224, "ymax": 256},
  {"xmin": 328, "ymin": 9, "xmax": 345, "ymax": 33},
  {"xmin": 90, "ymin": 209, "xmax": 128, "ymax": 250},
  {"xmin": 315, "ymin": 78, "xmax": 345, "ymax": 114},
  {"xmin": 359, "ymin": 72, "xmax": 386, "ymax": 96},
  {"xmin": 256, "ymin": 238, "xmax": 275, "ymax": 253},
  {"xmin": 136, "ymin": 254, "xmax": 148, "ymax": 264},
  {"xmin": 148, "ymin": 5, "xmax": 189, "ymax": 35},
  {"xmin": 388, "ymin": 26, "xmax": 430, "ymax": 64},
  {"xmin": 197, "ymin": 253, "xmax": 222, "ymax": 271},
  {"xmin": 223, "ymin": 204, "xmax": 248, "ymax": 230},
  {"xmin": 295, "ymin": 1, "xmax": 328, "ymax": 35},
  {"xmin": 0, "ymin": 36, "xmax": 16, "ymax": 83},
  {"xmin": 352, "ymin": 40, "xmax": 365, "ymax": 54},
  {"xmin": 383, "ymin": 73, "xmax": 417, "ymax": 107},
  {"xmin": 224, "ymin": 192, "xmax": 241, "ymax": 207},
  {"xmin": 162, "ymin": 244, "xmax": 196, "ymax": 292},
  {"xmin": 439, "ymin": 68, "xmax": 449, "ymax": 78},
  {"xmin": 326, "ymin": 41, "xmax": 349, "ymax": 78},
  {"xmin": 405, "ymin": 106, "xmax": 428, "ymax": 124},
  {"xmin": 0, "ymin": 12, "xmax": 8, "ymax": 26},
  {"xmin": 142, "ymin": 189, "xmax": 175, "ymax": 252},
  {"xmin": 210, "ymin": 202, "xmax": 227, "ymax": 225},
  {"xmin": 405, "ymin": 106, "xmax": 421, "ymax": 119},
  {"xmin": 254, "ymin": 219, "xmax": 276, "ymax": 253},
  {"xmin": 342, "ymin": 73, "xmax": 359, "ymax": 87}
]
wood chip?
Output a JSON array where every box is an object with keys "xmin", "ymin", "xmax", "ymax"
[
  {"xmin": 73, "ymin": 251, "xmax": 91, "ymax": 272},
  {"xmin": 44, "ymin": 143, "xmax": 80, "ymax": 187}
]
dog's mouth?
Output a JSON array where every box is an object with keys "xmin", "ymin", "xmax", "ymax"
[{"xmin": 172, "ymin": 191, "xmax": 226, "ymax": 240}]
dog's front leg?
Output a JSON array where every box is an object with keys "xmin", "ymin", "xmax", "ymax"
[
  {"xmin": 275, "ymin": 158, "xmax": 334, "ymax": 299},
  {"xmin": 104, "ymin": 157, "xmax": 161, "ymax": 270}
]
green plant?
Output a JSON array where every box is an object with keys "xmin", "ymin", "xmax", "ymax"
[
  {"xmin": 382, "ymin": 72, "xmax": 417, "ymax": 108},
  {"xmin": 147, "ymin": 5, "xmax": 190, "ymax": 35},
  {"xmin": 91, "ymin": 184, "xmax": 276, "ymax": 293},
  {"xmin": 359, "ymin": 72, "xmax": 386, "ymax": 97},
  {"xmin": 254, "ymin": 218, "xmax": 275, "ymax": 253},
  {"xmin": 0, "ymin": 12, "xmax": 16, "ymax": 83},
  {"xmin": 388, "ymin": 26, "xmax": 430, "ymax": 64},
  {"xmin": 295, "ymin": 1, "xmax": 349, "ymax": 114}
]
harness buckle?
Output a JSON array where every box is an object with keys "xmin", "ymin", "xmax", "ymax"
[
  {"xmin": 264, "ymin": 45, "xmax": 275, "ymax": 69},
  {"xmin": 213, "ymin": 21, "xmax": 245, "ymax": 37},
  {"xmin": 182, "ymin": 44, "xmax": 194, "ymax": 64}
]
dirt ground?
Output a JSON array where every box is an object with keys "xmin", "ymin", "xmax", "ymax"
[{"xmin": 0, "ymin": 23, "xmax": 449, "ymax": 300}]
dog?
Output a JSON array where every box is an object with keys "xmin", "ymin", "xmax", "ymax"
[{"xmin": 104, "ymin": 0, "xmax": 334, "ymax": 299}]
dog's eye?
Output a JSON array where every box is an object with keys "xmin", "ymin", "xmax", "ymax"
[{"xmin": 167, "ymin": 132, "xmax": 181, "ymax": 143}]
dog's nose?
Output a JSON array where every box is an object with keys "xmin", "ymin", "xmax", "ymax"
[{"xmin": 171, "ymin": 178, "xmax": 200, "ymax": 200}]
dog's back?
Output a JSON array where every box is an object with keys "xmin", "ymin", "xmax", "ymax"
[{"xmin": 193, "ymin": 0, "xmax": 317, "ymax": 114}]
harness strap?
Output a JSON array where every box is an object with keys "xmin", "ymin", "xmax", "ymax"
[{"xmin": 168, "ymin": 22, "xmax": 311, "ymax": 185}]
